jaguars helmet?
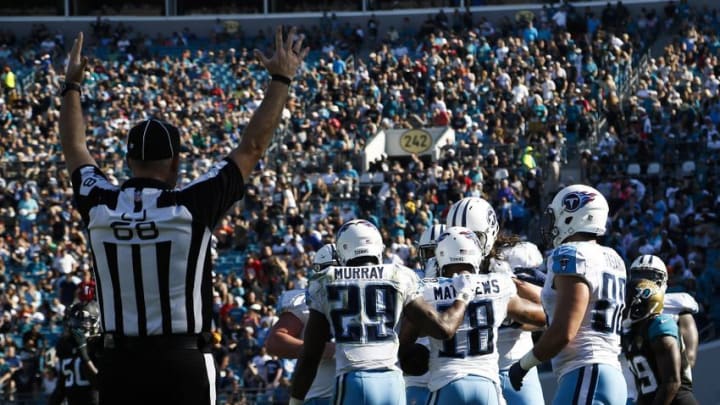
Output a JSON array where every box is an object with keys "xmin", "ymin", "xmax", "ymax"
[
  {"xmin": 312, "ymin": 243, "xmax": 337, "ymax": 274},
  {"xmin": 435, "ymin": 226, "xmax": 485, "ymax": 276},
  {"xmin": 65, "ymin": 300, "xmax": 102, "ymax": 338},
  {"xmin": 445, "ymin": 197, "xmax": 499, "ymax": 257},
  {"xmin": 542, "ymin": 184, "xmax": 608, "ymax": 248},
  {"xmin": 630, "ymin": 255, "xmax": 668, "ymax": 291},
  {"xmin": 629, "ymin": 279, "xmax": 665, "ymax": 323},
  {"xmin": 418, "ymin": 224, "xmax": 446, "ymax": 264},
  {"xmin": 335, "ymin": 219, "xmax": 384, "ymax": 266}
]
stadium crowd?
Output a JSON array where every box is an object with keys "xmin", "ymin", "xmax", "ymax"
[{"xmin": 0, "ymin": 0, "xmax": 717, "ymax": 403}]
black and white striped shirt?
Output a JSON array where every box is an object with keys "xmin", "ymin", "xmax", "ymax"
[{"xmin": 71, "ymin": 159, "xmax": 244, "ymax": 337}]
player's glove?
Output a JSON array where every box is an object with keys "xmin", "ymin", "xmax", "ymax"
[
  {"xmin": 508, "ymin": 361, "xmax": 529, "ymax": 391},
  {"xmin": 451, "ymin": 273, "xmax": 476, "ymax": 304}
]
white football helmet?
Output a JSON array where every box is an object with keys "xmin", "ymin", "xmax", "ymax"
[
  {"xmin": 335, "ymin": 219, "xmax": 384, "ymax": 266},
  {"xmin": 501, "ymin": 241, "xmax": 544, "ymax": 272},
  {"xmin": 423, "ymin": 257, "xmax": 439, "ymax": 278},
  {"xmin": 418, "ymin": 224, "xmax": 446, "ymax": 264},
  {"xmin": 630, "ymin": 254, "xmax": 668, "ymax": 291},
  {"xmin": 435, "ymin": 226, "xmax": 485, "ymax": 276},
  {"xmin": 542, "ymin": 184, "xmax": 608, "ymax": 248},
  {"xmin": 445, "ymin": 197, "xmax": 499, "ymax": 257},
  {"xmin": 312, "ymin": 243, "xmax": 337, "ymax": 273}
]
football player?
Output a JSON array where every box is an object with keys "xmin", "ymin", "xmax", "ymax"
[
  {"xmin": 49, "ymin": 300, "xmax": 102, "ymax": 405},
  {"xmin": 623, "ymin": 255, "xmax": 699, "ymax": 404},
  {"xmin": 265, "ymin": 244, "xmax": 338, "ymax": 405},
  {"xmin": 622, "ymin": 280, "xmax": 698, "ymax": 405},
  {"xmin": 289, "ymin": 219, "xmax": 475, "ymax": 405},
  {"xmin": 445, "ymin": 197, "xmax": 547, "ymax": 404},
  {"xmin": 510, "ymin": 184, "xmax": 628, "ymax": 404},
  {"xmin": 497, "ymin": 241, "xmax": 546, "ymax": 405},
  {"xmin": 628, "ymin": 255, "xmax": 699, "ymax": 368},
  {"xmin": 404, "ymin": 224, "xmax": 445, "ymax": 405},
  {"xmin": 400, "ymin": 227, "xmax": 546, "ymax": 404}
]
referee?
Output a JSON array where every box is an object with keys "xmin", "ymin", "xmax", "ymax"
[{"xmin": 58, "ymin": 28, "xmax": 308, "ymax": 405}]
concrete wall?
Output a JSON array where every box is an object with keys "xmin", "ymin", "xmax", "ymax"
[{"xmin": 0, "ymin": 0, "xmax": 714, "ymax": 40}]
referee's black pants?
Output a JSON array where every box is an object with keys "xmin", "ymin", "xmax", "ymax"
[{"xmin": 98, "ymin": 334, "xmax": 216, "ymax": 405}]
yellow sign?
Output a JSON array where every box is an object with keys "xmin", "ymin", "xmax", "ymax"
[{"xmin": 399, "ymin": 129, "xmax": 432, "ymax": 154}]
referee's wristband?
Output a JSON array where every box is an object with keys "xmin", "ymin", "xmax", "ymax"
[
  {"xmin": 289, "ymin": 397, "xmax": 304, "ymax": 405},
  {"xmin": 519, "ymin": 350, "xmax": 542, "ymax": 370},
  {"xmin": 271, "ymin": 74, "xmax": 292, "ymax": 86}
]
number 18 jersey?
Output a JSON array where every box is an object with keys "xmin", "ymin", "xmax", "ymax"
[
  {"xmin": 543, "ymin": 242, "xmax": 627, "ymax": 378},
  {"xmin": 306, "ymin": 264, "xmax": 423, "ymax": 375},
  {"xmin": 423, "ymin": 273, "xmax": 515, "ymax": 392}
]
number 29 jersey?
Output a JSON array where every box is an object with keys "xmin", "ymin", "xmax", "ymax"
[
  {"xmin": 543, "ymin": 242, "xmax": 627, "ymax": 378},
  {"xmin": 306, "ymin": 264, "xmax": 423, "ymax": 375},
  {"xmin": 423, "ymin": 273, "xmax": 515, "ymax": 392}
]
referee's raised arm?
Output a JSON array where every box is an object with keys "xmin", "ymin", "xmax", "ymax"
[
  {"xmin": 231, "ymin": 25, "xmax": 309, "ymax": 179},
  {"xmin": 59, "ymin": 31, "xmax": 95, "ymax": 176}
]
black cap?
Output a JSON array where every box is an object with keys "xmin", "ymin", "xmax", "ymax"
[{"xmin": 126, "ymin": 119, "xmax": 180, "ymax": 161}]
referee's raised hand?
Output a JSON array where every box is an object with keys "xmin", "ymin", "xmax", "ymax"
[
  {"xmin": 65, "ymin": 32, "xmax": 88, "ymax": 84},
  {"xmin": 254, "ymin": 25, "xmax": 308, "ymax": 80}
]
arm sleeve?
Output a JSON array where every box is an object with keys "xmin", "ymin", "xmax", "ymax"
[
  {"xmin": 71, "ymin": 165, "xmax": 117, "ymax": 224},
  {"xmin": 177, "ymin": 158, "xmax": 245, "ymax": 229},
  {"xmin": 648, "ymin": 314, "xmax": 679, "ymax": 341}
]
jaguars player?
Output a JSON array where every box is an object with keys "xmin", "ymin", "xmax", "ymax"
[
  {"xmin": 49, "ymin": 301, "xmax": 102, "ymax": 405},
  {"xmin": 623, "ymin": 255, "xmax": 699, "ymax": 404},
  {"xmin": 404, "ymin": 223, "xmax": 445, "ymax": 405},
  {"xmin": 400, "ymin": 227, "xmax": 546, "ymax": 405},
  {"xmin": 628, "ymin": 255, "xmax": 699, "ymax": 368},
  {"xmin": 622, "ymin": 280, "xmax": 698, "ymax": 405},
  {"xmin": 497, "ymin": 241, "xmax": 546, "ymax": 405},
  {"xmin": 510, "ymin": 184, "xmax": 628, "ymax": 404},
  {"xmin": 290, "ymin": 219, "xmax": 476, "ymax": 405},
  {"xmin": 265, "ymin": 244, "xmax": 338, "ymax": 405}
]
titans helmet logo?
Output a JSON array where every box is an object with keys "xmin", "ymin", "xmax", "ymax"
[{"xmin": 562, "ymin": 191, "xmax": 596, "ymax": 212}]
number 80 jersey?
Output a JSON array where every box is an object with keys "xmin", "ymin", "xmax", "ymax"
[
  {"xmin": 306, "ymin": 264, "xmax": 423, "ymax": 375},
  {"xmin": 543, "ymin": 242, "xmax": 627, "ymax": 378},
  {"xmin": 423, "ymin": 273, "xmax": 515, "ymax": 392}
]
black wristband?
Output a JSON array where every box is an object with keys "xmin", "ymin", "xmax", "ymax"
[
  {"xmin": 61, "ymin": 81, "xmax": 82, "ymax": 97},
  {"xmin": 271, "ymin": 74, "xmax": 292, "ymax": 86}
]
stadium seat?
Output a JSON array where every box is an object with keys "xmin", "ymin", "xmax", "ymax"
[
  {"xmin": 646, "ymin": 162, "xmax": 662, "ymax": 177},
  {"xmin": 627, "ymin": 163, "xmax": 641, "ymax": 176}
]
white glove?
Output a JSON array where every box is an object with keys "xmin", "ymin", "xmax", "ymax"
[{"xmin": 452, "ymin": 273, "xmax": 476, "ymax": 304}]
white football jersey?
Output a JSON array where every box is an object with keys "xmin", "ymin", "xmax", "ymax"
[
  {"xmin": 497, "ymin": 322, "xmax": 534, "ymax": 371},
  {"xmin": 543, "ymin": 242, "xmax": 626, "ymax": 378},
  {"xmin": 307, "ymin": 264, "xmax": 423, "ymax": 375},
  {"xmin": 424, "ymin": 273, "xmax": 516, "ymax": 392},
  {"xmin": 277, "ymin": 289, "xmax": 335, "ymax": 400},
  {"xmin": 664, "ymin": 292, "xmax": 699, "ymax": 319}
]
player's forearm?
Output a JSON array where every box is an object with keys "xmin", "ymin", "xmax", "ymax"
[
  {"xmin": 416, "ymin": 300, "xmax": 467, "ymax": 340},
  {"xmin": 530, "ymin": 323, "xmax": 574, "ymax": 362},
  {"xmin": 238, "ymin": 81, "xmax": 289, "ymax": 158},
  {"xmin": 59, "ymin": 91, "xmax": 87, "ymax": 155},
  {"xmin": 265, "ymin": 331, "xmax": 304, "ymax": 358}
]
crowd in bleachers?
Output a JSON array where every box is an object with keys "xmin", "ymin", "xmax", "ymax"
[{"xmin": 0, "ymin": 1, "xmax": 717, "ymax": 403}]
